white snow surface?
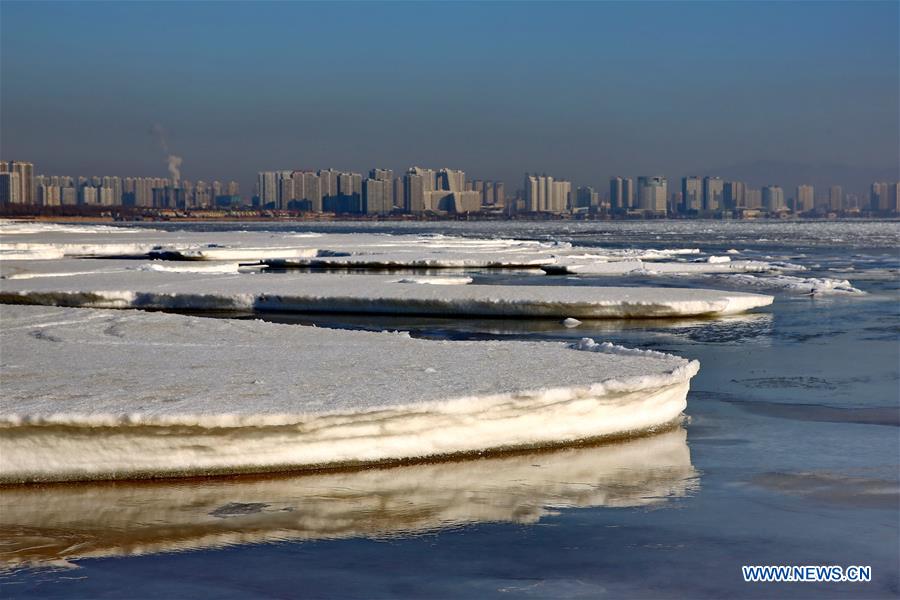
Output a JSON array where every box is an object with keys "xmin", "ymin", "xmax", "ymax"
[
  {"xmin": 0, "ymin": 305, "xmax": 698, "ymax": 483},
  {"xmin": 0, "ymin": 269, "xmax": 773, "ymax": 317}
]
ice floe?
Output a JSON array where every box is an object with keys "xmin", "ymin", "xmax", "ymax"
[
  {"xmin": 541, "ymin": 258, "xmax": 780, "ymax": 276},
  {"xmin": 0, "ymin": 305, "xmax": 699, "ymax": 482},
  {"xmin": 713, "ymin": 274, "xmax": 866, "ymax": 296},
  {"xmin": 0, "ymin": 270, "xmax": 773, "ymax": 318}
]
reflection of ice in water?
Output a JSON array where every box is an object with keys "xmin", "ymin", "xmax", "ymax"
[{"xmin": 0, "ymin": 427, "xmax": 696, "ymax": 568}]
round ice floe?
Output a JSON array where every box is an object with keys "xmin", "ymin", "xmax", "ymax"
[{"xmin": 0, "ymin": 305, "xmax": 700, "ymax": 483}]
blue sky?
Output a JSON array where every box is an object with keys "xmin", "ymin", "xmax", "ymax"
[{"xmin": 2, "ymin": 1, "xmax": 897, "ymax": 194}]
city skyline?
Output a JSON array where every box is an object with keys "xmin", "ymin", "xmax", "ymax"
[
  {"xmin": 2, "ymin": 1, "xmax": 898, "ymax": 197},
  {"xmin": 4, "ymin": 157, "xmax": 897, "ymax": 216}
]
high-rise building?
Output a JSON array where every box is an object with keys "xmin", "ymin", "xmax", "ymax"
[
  {"xmin": 828, "ymin": 186, "xmax": 843, "ymax": 211},
  {"xmin": 524, "ymin": 174, "xmax": 570, "ymax": 213},
  {"xmin": 278, "ymin": 176, "xmax": 294, "ymax": 210},
  {"xmin": 1, "ymin": 161, "xmax": 33, "ymax": 204},
  {"xmin": 870, "ymin": 182, "xmax": 899, "ymax": 211},
  {"xmin": 723, "ymin": 181, "xmax": 745, "ymax": 209},
  {"xmin": 762, "ymin": 185, "xmax": 785, "ymax": 211},
  {"xmin": 257, "ymin": 171, "xmax": 278, "ymax": 206},
  {"xmin": 609, "ymin": 176, "xmax": 634, "ymax": 211},
  {"xmin": 437, "ymin": 168, "xmax": 465, "ymax": 192},
  {"xmin": 404, "ymin": 167, "xmax": 436, "ymax": 213},
  {"xmin": 702, "ymin": 176, "xmax": 723, "ymax": 211},
  {"xmin": 392, "ymin": 176, "xmax": 405, "ymax": 210},
  {"xmin": 795, "ymin": 184, "xmax": 814, "ymax": 213},
  {"xmin": 744, "ymin": 188, "xmax": 762, "ymax": 210},
  {"xmin": 681, "ymin": 176, "xmax": 702, "ymax": 212},
  {"xmin": 363, "ymin": 178, "xmax": 392, "ymax": 215},
  {"xmin": 483, "ymin": 181, "xmax": 495, "ymax": 206},
  {"xmin": 494, "ymin": 182, "xmax": 505, "ymax": 206},
  {"xmin": 80, "ymin": 185, "xmax": 98, "ymax": 206},
  {"xmin": 303, "ymin": 172, "xmax": 321, "ymax": 212},
  {"xmin": 574, "ymin": 186, "xmax": 597, "ymax": 209},
  {"xmin": 0, "ymin": 171, "xmax": 21, "ymax": 204},
  {"xmin": 637, "ymin": 176, "xmax": 667, "ymax": 213},
  {"xmin": 369, "ymin": 169, "xmax": 393, "ymax": 210}
]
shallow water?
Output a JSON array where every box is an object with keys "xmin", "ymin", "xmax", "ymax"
[{"xmin": 1, "ymin": 220, "xmax": 898, "ymax": 598}]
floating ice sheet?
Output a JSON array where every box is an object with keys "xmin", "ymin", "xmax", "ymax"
[
  {"xmin": 0, "ymin": 269, "xmax": 774, "ymax": 318},
  {"xmin": 0, "ymin": 305, "xmax": 699, "ymax": 482}
]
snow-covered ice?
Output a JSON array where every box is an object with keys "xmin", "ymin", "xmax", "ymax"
[
  {"xmin": 0, "ymin": 305, "xmax": 699, "ymax": 482},
  {"xmin": 712, "ymin": 273, "xmax": 866, "ymax": 295},
  {"xmin": 0, "ymin": 269, "xmax": 774, "ymax": 318}
]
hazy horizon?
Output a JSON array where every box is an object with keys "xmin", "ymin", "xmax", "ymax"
[{"xmin": 2, "ymin": 1, "xmax": 898, "ymax": 196}]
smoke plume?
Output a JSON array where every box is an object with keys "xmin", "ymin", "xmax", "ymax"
[
  {"xmin": 150, "ymin": 124, "xmax": 183, "ymax": 184},
  {"xmin": 167, "ymin": 155, "xmax": 183, "ymax": 183}
]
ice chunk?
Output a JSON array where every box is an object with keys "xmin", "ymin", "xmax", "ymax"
[
  {"xmin": 543, "ymin": 259, "xmax": 779, "ymax": 275},
  {"xmin": 0, "ymin": 305, "xmax": 699, "ymax": 483},
  {"xmin": 394, "ymin": 276, "xmax": 473, "ymax": 285},
  {"xmin": 134, "ymin": 262, "xmax": 245, "ymax": 274},
  {"xmin": 714, "ymin": 274, "xmax": 866, "ymax": 295}
]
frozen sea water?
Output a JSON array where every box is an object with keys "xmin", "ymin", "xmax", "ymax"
[{"xmin": 1, "ymin": 220, "xmax": 897, "ymax": 598}]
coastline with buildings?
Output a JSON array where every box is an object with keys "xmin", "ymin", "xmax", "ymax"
[{"xmin": 1, "ymin": 159, "xmax": 898, "ymax": 220}]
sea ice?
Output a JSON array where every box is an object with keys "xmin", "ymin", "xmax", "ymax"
[
  {"xmin": 0, "ymin": 269, "xmax": 774, "ymax": 317},
  {"xmin": 0, "ymin": 305, "xmax": 699, "ymax": 483}
]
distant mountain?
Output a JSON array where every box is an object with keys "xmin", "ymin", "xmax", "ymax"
[{"xmin": 694, "ymin": 160, "xmax": 899, "ymax": 195}]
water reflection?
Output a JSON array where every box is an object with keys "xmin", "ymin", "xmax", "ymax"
[{"xmin": 0, "ymin": 427, "xmax": 696, "ymax": 569}]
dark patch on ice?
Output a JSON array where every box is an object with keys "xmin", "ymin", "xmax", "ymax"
[
  {"xmin": 751, "ymin": 472, "xmax": 900, "ymax": 510},
  {"xmin": 28, "ymin": 329, "xmax": 62, "ymax": 343},
  {"xmin": 724, "ymin": 398, "xmax": 899, "ymax": 427},
  {"xmin": 209, "ymin": 502, "xmax": 270, "ymax": 518},
  {"xmin": 103, "ymin": 321, "xmax": 126, "ymax": 338}
]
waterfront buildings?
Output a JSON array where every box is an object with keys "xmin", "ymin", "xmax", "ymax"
[{"xmin": 3, "ymin": 157, "xmax": 897, "ymax": 218}]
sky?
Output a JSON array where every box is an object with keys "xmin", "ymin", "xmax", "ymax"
[{"xmin": 2, "ymin": 1, "xmax": 898, "ymax": 196}]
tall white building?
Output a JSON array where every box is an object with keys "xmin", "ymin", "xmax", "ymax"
[
  {"xmin": 681, "ymin": 176, "xmax": 702, "ymax": 212},
  {"xmin": 404, "ymin": 167, "xmax": 436, "ymax": 213},
  {"xmin": 795, "ymin": 184, "xmax": 814, "ymax": 213},
  {"xmin": 637, "ymin": 176, "xmax": 667, "ymax": 213},
  {"xmin": 0, "ymin": 161, "xmax": 33, "ymax": 204},
  {"xmin": 828, "ymin": 185, "xmax": 843, "ymax": 211},
  {"xmin": 0, "ymin": 171, "xmax": 21, "ymax": 204},
  {"xmin": 702, "ymin": 176, "xmax": 723, "ymax": 211},
  {"xmin": 762, "ymin": 185, "xmax": 785, "ymax": 211},
  {"xmin": 524, "ymin": 173, "xmax": 570, "ymax": 213},
  {"xmin": 257, "ymin": 171, "xmax": 278, "ymax": 206}
]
